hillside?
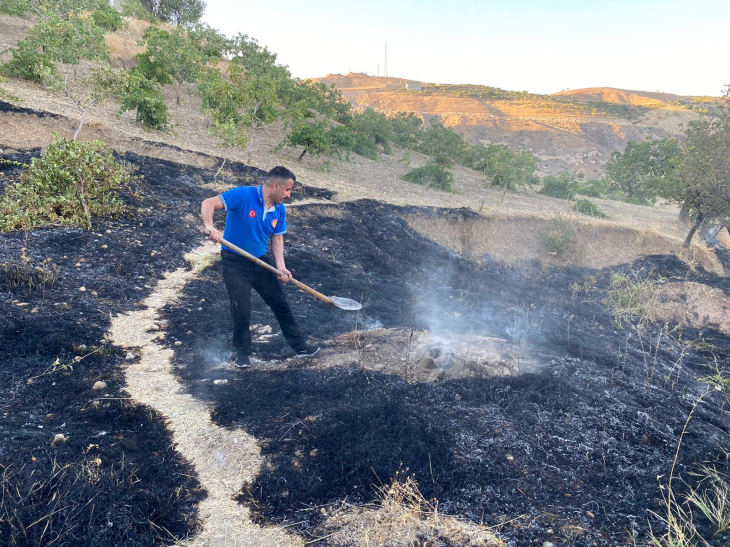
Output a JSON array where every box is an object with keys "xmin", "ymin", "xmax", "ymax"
[
  {"xmin": 2, "ymin": 11, "xmax": 730, "ymax": 547},
  {"xmin": 313, "ymin": 74, "xmax": 718, "ymax": 177}
]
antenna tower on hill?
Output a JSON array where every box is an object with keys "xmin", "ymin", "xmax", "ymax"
[{"xmin": 384, "ymin": 42, "xmax": 388, "ymax": 77}]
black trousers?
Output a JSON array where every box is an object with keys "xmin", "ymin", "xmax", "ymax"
[{"xmin": 221, "ymin": 251, "xmax": 305, "ymax": 354}]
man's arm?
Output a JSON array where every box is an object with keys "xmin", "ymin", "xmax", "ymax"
[
  {"xmin": 201, "ymin": 196, "xmax": 224, "ymax": 242},
  {"xmin": 271, "ymin": 235, "xmax": 291, "ymax": 283}
]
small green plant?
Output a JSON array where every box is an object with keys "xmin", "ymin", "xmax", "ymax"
[
  {"xmin": 402, "ymin": 161, "xmax": 453, "ymax": 191},
  {"xmin": 0, "ymin": 137, "xmax": 132, "ymax": 231},
  {"xmin": 685, "ymin": 465, "xmax": 730, "ymax": 535},
  {"xmin": 539, "ymin": 214, "xmax": 577, "ymax": 256},
  {"xmin": 574, "ymin": 198, "xmax": 608, "ymax": 218},
  {"xmin": 0, "ymin": 40, "xmax": 56, "ymax": 82}
]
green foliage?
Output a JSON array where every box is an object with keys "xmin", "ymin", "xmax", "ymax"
[
  {"xmin": 285, "ymin": 120, "xmax": 331, "ymax": 159},
  {"xmin": 187, "ymin": 22, "xmax": 233, "ymax": 61},
  {"xmin": 539, "ymin": 215, "xmax": 577, "ymax": 256},
  {"xmin": 120, "ymin": 0, "xmax": 158, "ymax": 21},
  {"xmin": 0, "ymin": 138, "xmax": 131, "ymax": 231},
  {"xmin": 92, "ymin": 3, "xmax": 124, "ymax": 30},
  {"xmin": 402, "ymin": 162, "xmax": 453, "ymax": 191},
  {"xmin": 389, "ymin": 112, "xmax": 422, "ymax": 148},
  {"xmin": 119, "ymin": 69, "xmax": 169, "ymax": 129},
  {"xmin": 0, "ymin": 0, "xmax": 31, "ymax": 15},
  {"xmin": 417, "ymin": 120, "xmax": 467, "ymax": 167},
  {"xmin": 0, "ymin": 39, "xmax": 56, "ymax": 81},
  {"xmin": 574, "ymin": 198, "xmax": 608, "ymax": 218},
  {"xmin": 135, "ymin": 0, "xmax": 204, "ymax": 25},
  {"xmin": 468, "ymin": 143, "xmax": 538, "ymax": 190},
  {"xmin": 539, "ymin": 173, "xmax": 580, "ymax": 199},
  {"xmin": 1, "ymin": 9, "xmax": 108, "ymax": 82},
  {"xmin": 351, "ymin": 108, "xmax": 392, "ymax": 154},
  {"xmin": 605, "ymin": 138, "xmax": 681, "ymax": 205},
  {"xmin": 576, "ymin": 177, "xmax": 612, "ymax": 198},
  {"xmin": 605, "ymin": 272, "xmax": 659, "ymax": 327},
  {"xmin": 135, "ymin": 26, "xmax": 201, "ymax": 104},
  {"xmin": 663, "ymin": 112, "xmax": 730, "ymax": 246}
]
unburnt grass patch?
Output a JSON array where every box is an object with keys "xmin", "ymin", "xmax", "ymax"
[{"xmin": 166, "ymin": 201, "xmax": 730, "ymax": 545}]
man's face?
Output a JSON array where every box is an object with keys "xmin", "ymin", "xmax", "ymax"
[{"xmin": 272, "ymin": 178, "xmax": 294, "ymax": 204}]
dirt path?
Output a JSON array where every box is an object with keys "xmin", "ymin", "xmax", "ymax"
[{"xmin": 108, "ymin": 241, "xmax": 303, "ymax": 547}]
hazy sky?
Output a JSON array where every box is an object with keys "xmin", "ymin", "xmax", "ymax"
[{"xmin": 203, "ymin": 0, "xmax": 728, "ymax": 97}]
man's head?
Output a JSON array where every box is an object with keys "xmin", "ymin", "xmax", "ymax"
[{"xmin": 264, "ymin": 166, "xmax": 296, "ymax": 204}]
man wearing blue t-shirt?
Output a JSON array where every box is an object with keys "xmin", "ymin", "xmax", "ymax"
[{"xmin": 201, "ymin": 166, "xmax": 320, "ymax": 368}]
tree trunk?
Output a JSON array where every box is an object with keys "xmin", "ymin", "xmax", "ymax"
[
  {"xmin": 298, "ymin": 149, "xmax": 307, "ymax": 161},
  {"xmin": 678, "ymin": 201, "xmax": 690, "ymax": 223},
  {"xmin": 683, "ymin": 212, "xmax": 704, "ymax": 247}
]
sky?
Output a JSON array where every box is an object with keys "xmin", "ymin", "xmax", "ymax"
[{"xmin": 202, "ymin": 0, "xmax": 729, "ymax": 97}]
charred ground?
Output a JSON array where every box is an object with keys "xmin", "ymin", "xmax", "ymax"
[
  {"xmin": 167, "ymin": 201, "xmax": 730, "ymax": 545},
  {"xmin": 1, "ymin": 146, "xmax": 729, "ymax": 546}
]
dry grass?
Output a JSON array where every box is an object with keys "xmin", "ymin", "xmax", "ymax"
[{"xmin": 317, "ymin": 471, "xmax": 505, "ymax": 546}]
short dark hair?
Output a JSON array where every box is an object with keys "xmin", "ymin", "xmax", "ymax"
[{"xmin": 265, "ymin": 166, "xmax": 296, "ymax": 186}]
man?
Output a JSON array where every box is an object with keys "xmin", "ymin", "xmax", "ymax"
[{"xmin": 201, "ymin": 166, "xmax": 320, "ymax": 368}]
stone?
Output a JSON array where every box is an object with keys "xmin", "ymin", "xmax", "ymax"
[
  {"xmin": 125, "ymin": 352, "xmax": 135, "ymax": 360},
  {"xmin": 52, "ymin": 433, "xmax": 67, "ymax": 446},
  {"xmin": 78, "ymin": 344, "xmax": 87, "ymax": 352},
  {"xmin": 92, "ymin": 381, "xmax": 107, "ymax": 391},
  {"xmin": 174, "ymin": 341, "xmax": 182, "ymax": 347},
  {"xmin": 79, "ymin": 287, "xmax": 87, "ymax": 292},
  {"xmin": 213, "ymin": 379, "xmax": 228, "ymax": 385}
]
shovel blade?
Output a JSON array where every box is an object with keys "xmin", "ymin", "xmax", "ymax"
[{"xmin": 330, "ymin": 296, "xmax": 362, "ymax": 311}]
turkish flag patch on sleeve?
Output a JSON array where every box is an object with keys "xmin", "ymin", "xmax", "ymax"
[{"xmin": 248, "ymin": 210, "xmax": 256, "ymax": 218}]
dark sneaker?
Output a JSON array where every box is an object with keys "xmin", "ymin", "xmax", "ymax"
[
  {"xmin": 233, "ymin": 353, "xmax": 251, "ymax": 369},
  {"xmin": 295, "ymin": 343, "xmax": 321, "ymax": 358}
]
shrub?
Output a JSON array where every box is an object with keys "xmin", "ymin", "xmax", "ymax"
[
  {"xmin": 92, "ymin": 4, "xmax": 124, "ymax": 30},
  {"xmin": 539, "ymin": 215, "xmax": 577, "ymax": 256},
  {"xmin": 574, "ymin": 198, "xmax": 608, "ymax": 218},
  {"xmin": 539, "ymin": 173, "xmax": 580, "ymax": 199},
  {"xmin": 0, "ymin": 137, "xmax": 131, "ymax": 231},
  {"xmin": 0, "ymin": 40, "xmax": 55, "ymax": 82},
  {"xmin": 0, "ymin": 0, "xmax": 31, "ymax": 15},
  {"xmin": 576, "ymin": 177, "xmax": 611, "ymax": 198},
  {"xmin": 119, "ymin": 70, "xmax": 169, "ymax": 130},
  {"xmin": 402, "ymin": 162, "xmax": 453, "ymax": 191}
]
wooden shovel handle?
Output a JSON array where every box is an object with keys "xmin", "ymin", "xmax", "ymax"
[{"xmin": 203, "ymin": 230, "xmax": 335, "ymax": 306}]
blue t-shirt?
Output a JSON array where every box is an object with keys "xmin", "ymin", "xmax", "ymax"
[{"xmin": 219, "ymin": 185, "xmax": 287, "ymax": 257}]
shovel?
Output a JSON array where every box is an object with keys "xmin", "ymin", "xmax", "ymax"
[{"xmin": 204, "ymin": 230, "xmax": 362, "ymax": 311}]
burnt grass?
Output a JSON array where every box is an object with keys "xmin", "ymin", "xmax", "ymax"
[
  {"xmin": 1, "ymin": 142, "xmax": 729, "ymax": 547},
  {"xmin": 168, "ymin": 201, "xmax": 730, "ymax": 546}
]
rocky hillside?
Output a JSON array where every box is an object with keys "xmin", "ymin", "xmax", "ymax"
[{"xmin": 314, "ymin": 74, "xmax": 717, "ymax": 177}]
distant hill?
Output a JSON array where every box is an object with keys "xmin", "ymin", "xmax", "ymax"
[{"xmin": 312, "ymin": 74, "xmax": 719, "ymax": 177}]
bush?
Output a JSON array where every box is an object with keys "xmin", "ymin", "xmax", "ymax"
[
  {"xmin": 92, "ymin": 4, "xmax": 124, "ymax": 30},
  {"xmin": 539, "ymin": 173, "xmax": 580, "ymax": 199},
  {"xmin": 576, "ymin": 177, "xmax": 611, "ymax": 198},
  {"xmin": 0, "ymin": 138, "xmax": 131, "ymax": 231},
  {"xmin": 0, "ymin": 40, "xmax": 55, "ymax": 82},
  {"xmin": 119, "ymin": 70, "xmax": 169, "ymax": 130},
  {"xmin": 402, "ymin": 162, "xmax": 453, "ymax": 191},
  {"xmin": 0, "ymin": 0, "xmax": 31, "ymax": 15},
  {"xmin": 539, "ymin": 215, "xmax": 577, "ymax": 256},
  {"xmin": 574, "ymin": 198, "xmax": 608, "ymax": 218}
]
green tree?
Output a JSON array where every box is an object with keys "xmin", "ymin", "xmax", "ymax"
[
  {"xmin": 351, "ymin": 108, "xmax": 393, "ymax": 155},
  {"xmin": 469, "ymin": 143, "xmax": 538, "ymax": 191},
  {"xmin": 187, "ymin": 22, "xmax": 233, "ymax": 62},
  {"xmin": 389, "ymin": 112, "xmax": 422, "ymax": 148},
  {"xmin": 119, "ymin": 68, "xmax": 169, "ymax": 129},
  {"xmin": 286, "ymin": 120, "xmax": 331, "ymax": 160},
  {"xmin": 138, "ymin": 0, "xmax": 205, "ymax": 25},
  {"xmin": 136, "ymin": 26, "xmax": 202, "ymax": 104},
  {"xmin": 605, "ymin": 138, "xmax": 681, "ymax": 205},
  {"xmin": 658, "ymin": 113, "xmax": 730, "ymax": 246},
  {"xmin": 417, "ymin": 120, "xmax": 467, "ymax": 167}
]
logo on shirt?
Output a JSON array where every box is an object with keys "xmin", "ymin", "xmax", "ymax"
[
  {"xmin": 271, "ymin": 219, "xmax": 278, "ymax": 228},
  {"xmin": 248, "ymin": 210, "xmax": 256, "ymax": 218}
]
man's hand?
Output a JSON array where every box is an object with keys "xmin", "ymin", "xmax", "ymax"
[
  {"xmin": 205, "ymin": 227, "xmax": 223, "ymax": 243},
  {"xmin": 277, "ymin": 266, "xmax": 292, "ymax": 283}
]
